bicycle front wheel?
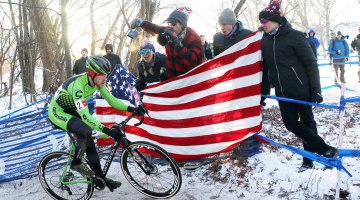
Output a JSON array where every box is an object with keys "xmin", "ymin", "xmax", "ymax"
[
  {"xmin": 121, "ymin": 141, "xmax": 182, "ymax": 198},
  {"xmin": 38, "ymin": 151, "xmax": 94, "ymax": 200}
]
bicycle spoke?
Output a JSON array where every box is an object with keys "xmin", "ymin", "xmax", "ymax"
[
  {"xmin": 121, "ymin": 141, "xmax": 182, "ymax": 198},
  {"xmin": 38, "ymin": 151, "xmax": 94, "ymax": 200}
]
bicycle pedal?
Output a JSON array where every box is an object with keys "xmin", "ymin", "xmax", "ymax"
[{"xmin": 92, "ymin": 176, "xmax": 106, "ymax": 190}]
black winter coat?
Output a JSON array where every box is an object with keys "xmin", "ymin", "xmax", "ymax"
[
  {"xmin": 72, "ymin": 57, "xmax": 87, "ymax": 75},
  {"xmin": 213, "ymin": 21, "xmax": 252, "ymax": 56},
  {"xmin": 261, "ymin": 19, "xmax": 321, "ymax": 100},
  {"xmin": 135, "ymin": 52, "xmax": 166, "ymax": 91}
]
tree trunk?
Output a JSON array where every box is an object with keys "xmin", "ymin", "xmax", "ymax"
[
  {"xmin": 101, "ymin": 9, "xmax": 123, "ymax": 50},
  {"xmin": 61, "ymin": 0, "xmax": 72, "ymax": 78},
  {"xmin": 127, "ymin": 0, "xmax": 157, "ymax": 74},
  {"xmin": 90, "ymin": 0, "xmax": 96, "ymax": 55},
  {"xmin": 234, "ymin": 0, "xmax": 247, "ymax": 17},
  {"xmin": 28, "ymin": 0, "xmax": 59, "ymax": 92}
]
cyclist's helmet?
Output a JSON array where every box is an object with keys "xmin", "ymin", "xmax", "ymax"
[{"xmin": 86, "ymin": 56, "xmax": 111, "ymax": 75}]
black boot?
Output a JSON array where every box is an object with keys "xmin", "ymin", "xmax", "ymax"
[
  {"xmin": 322, "ymin": 146, "xmax": 338, "ymax": 170},
  {"xmin": 105, "ymin": 177, "xmax": 121, "ymax": 192},
  {"xmin": 323, "ymin": 146, "xmax": 338, "ymax": 158},
  {"xmin": 298, "ymin": 159, "xmax": 314, "ymax": 172}
]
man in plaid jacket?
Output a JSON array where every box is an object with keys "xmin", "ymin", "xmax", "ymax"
[{"xmin": 131, "ymin": 7, "xmax": 203, "ymax": 80}]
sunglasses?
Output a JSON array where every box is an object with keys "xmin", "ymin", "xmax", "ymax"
[
  {"xmin": 139, "ymin": 49, "xmax": 152, "ymax": 55},
  {"xmin": 260, "ymin": 18, "xmax": 269, "ymax": 25},
  {"xmin": 168, "ymin": 21, "xmax": 177, "ymax": 26}
]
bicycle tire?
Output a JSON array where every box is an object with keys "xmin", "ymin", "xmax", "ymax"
[
  {"xmin": 120, "ymin": 141, "xmax": 182, "ymax": 198},
  {"xmin": 38, "ymin": 151, "xmax": 94, "ymax": 200}
]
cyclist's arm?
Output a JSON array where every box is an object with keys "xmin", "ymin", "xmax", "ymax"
[
  {"xmin": 72, "ymin": 90, "xmax": 104, "ymax": 132},
  {"xmin": 98, "ymin": 84, "xmax": 129, "ymax": 111}
]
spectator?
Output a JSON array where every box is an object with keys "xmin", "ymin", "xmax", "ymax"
[
  {"xmin": 2, "ymin": 82, "xmax": 8, "ymax": 96},
  {"xmin": 259, "ymin": 0, "xmax": 338, "ymax": 172},
  {"xmin": 329, "ymin": 30, "xmax": 336, "ymax": 40},
  {"xmin": 104, "ymin": 44, "xmax": 122, "ymax": 73},
  {"xmin": 350, "ymin": 25, "xmax": 360, "ymax": 82},
  {"xmin": 307, "ymin": 29, "xmax": 320, "ymax": 58},
  {"xmin": 130, "ymin": 7, "xmax": 203, "ymax": 80},
  {"xmin": 213, "ymin": 8, "xmax": 252, "ymax": 57},
  {"xmin": 200, "ymin": 35, "xmax": 213, "ymax": 61},
  {"xmin": 328, "ymin": 31, "xmax": 350, "ymax": 84},
  {"xmin": 135, "ymin": 41, "xmax": 166, "ymax": 91},
  {"xmin": 303, "ymin": 32, "xmax": 317, "ymax": 57},
  {"xmin": 73, "ymin": 48, "xmax": 88, "ymax": 75}
]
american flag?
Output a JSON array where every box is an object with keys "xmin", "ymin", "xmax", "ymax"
[
  {"xmin": 96, "ymin": 31, "xmax": 264, "ymax": 161},
  {"xmin": 104, "ymin": 65, "xmax": 137, "ymax": 105}
]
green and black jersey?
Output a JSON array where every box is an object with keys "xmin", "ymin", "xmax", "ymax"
[{"xmin": 48, "ymin": 73, "xmax": 129, "ymax": 132}]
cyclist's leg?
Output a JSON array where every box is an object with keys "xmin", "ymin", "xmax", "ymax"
[{"xmin": 67, "ymin": 117, "xmax": 104, "ymax": 178}]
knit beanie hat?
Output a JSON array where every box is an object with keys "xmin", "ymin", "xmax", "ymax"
[
  {"xmin": 140, "ymin": 42, "xmax": 155, "ymax": 52},
  {"xmin": 166, "ymin": 7, "xmax": 192, "ymax": 27},
  {"xmin": 336, "ymin": 31, "xmax": 342, "ymax": 36},
  {"xmin": 259, "ymin": 0, "xmax": 283, "ymax": 24},
  {"xmin": 218, "ymin": 8, "xmax": 237, "ymax": 25}
]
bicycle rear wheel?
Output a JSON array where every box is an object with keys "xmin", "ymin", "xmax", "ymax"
[
  {"xmin": 38, "ymin": 151, "xmax": 94, "ymax": 200},
  {"xmin": 120, "ymin": 141, "xmax": 182, "ymax": 198}
]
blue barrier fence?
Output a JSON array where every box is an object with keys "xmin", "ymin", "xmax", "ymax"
[
  {"xmin": 0, "ymin": 99, "xmax": 67, "ymax": 183},
  {"xmin": 0, "ymin": 96, "xmax": 96, "ymax": 183}
]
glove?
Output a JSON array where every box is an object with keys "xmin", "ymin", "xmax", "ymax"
[
  {"xmin": 159, "ymin": 67, "xmax": 167, "ymax": 81},
  {"xmin": 159, "ymin": 73, "xmax": 167, "ymax": 81},
  {"xmin": 163, "ymin": 28, "xmax": 177, "ymax": 40},
  {"xmin": 310, "ymin": 93, "xmax": 323, "ymax": 103},
  {"xmin": 157, "ymin": 32, "xmax": 170, "ymax": 46},
  {"xmin": 102, "ymin": 126, "xmax": 123, "ymax": 142},
  {"xmin": 130, "ymin": 18, "xmax": 144, "ymax": 29},
  {"xmin": 345, "ymin": 58, "xmax": 349, "ymax": 62},
  {"xmin": 127, "ymin": 106, "xmax": 145, "ymax": 116},
  {"xmin": 163, "ymin": 29, "xmax": 183, "ymax": 51}
]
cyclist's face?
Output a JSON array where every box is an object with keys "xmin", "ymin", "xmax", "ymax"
[{"xmin": 94, "ymin": 74, "xmax": 107, "ymax": 87}]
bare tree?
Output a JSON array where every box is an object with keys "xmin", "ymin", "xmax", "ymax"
[
  {"xmin": 286, "ymin": 0, "xmax": 313, "ymax": 30},
  {"xmin": 90, "ymin": 0, "xmax": 96, "ymax": 55},
  {"xmin": 61, "ymin": 0, "xmax": 72, "ymax": 78},
  {"xmin": 125, "ymin": 0, "xmax": 159, "ymax": 75},
  {"xmin": 233, "ymin": 0, "xmax": 247, "ymax": 17},
  {"xmin": 313, "ymin": 0, "xmax": 336, "ymax": 52},
  {"xmin": 27, "ymin": 0, "xmax": 60, "ymax": 92}
]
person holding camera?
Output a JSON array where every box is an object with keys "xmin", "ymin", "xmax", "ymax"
[
  {"xmin": 351, "ymin": 25, "xmax": 360, "ymax": 82},
  {"xmin": 130, "ymin": 7, "xmax": 202, "ymax": 81},
  {"xmin": 328, "ymin": 31, "xmax": 350, "ymax": 84}
]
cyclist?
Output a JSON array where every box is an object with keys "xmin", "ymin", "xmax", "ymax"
[{"xmin": 48, "ymin": 56, "xmax": 142, "ymax": 192}]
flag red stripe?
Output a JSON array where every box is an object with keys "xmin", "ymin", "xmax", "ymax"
[
  {"xmin": 100, "ymin": 106, "xmax": 260, "ymax": 128},
  {"xmin": 97, "ymin": 84, "xmax": 260, "ymax": 112},
  {"xmin": 144, "ymin": 61, "xmax": 261, "ymax": 98},
  {"xmin": 146, "ymin": 84, "xmax": 260, "ymax": 111},
  {"xmin": 122, "ymin": 124, "xmax": 261, "ymax": 146},
  {"xmin": 145, "ymin": 39, "xmax": 261, "ymax": 89}
]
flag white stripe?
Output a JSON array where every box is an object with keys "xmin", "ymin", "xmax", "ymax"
[
  {"xmin": 143, "ymin": 50, "xmax": 262, "ymax": 94},
  {"xmin": 125, "ymin": 133, "xmax": 253, "ymax": 155},
  {"xmin": 96, "ymin": 94, "xmax": 260, "ymax": 119},
  {"xmin": 96, "ymin": 114, "xmax": 261, "ymax": 137}
]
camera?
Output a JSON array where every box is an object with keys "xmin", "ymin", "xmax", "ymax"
[{"xmin": 127, "ymin": 29, "xmax": 137, "ymax": 39}]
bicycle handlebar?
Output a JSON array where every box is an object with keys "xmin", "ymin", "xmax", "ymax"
[{"xmin": 119, "ymin": 102, "xmax": 150, "ymax": 128}]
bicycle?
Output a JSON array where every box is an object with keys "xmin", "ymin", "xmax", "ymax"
[{"xmin": 38, "ymin": 104, "xmax": 182, "ymax": 199}]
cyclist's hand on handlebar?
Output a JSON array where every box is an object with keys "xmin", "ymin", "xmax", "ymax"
[{"xmin": 102, "ymin": 126, "xmax": 123, "ymax": 142}]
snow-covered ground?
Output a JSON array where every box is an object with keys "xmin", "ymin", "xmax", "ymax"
[{"xmin": 1, "ymin": 56, "xmax": 360, "ymax": 199}]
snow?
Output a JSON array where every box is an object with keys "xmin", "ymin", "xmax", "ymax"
[{"xmin": 1, "ymin": 55, "xmax": 360, "ymax": 199}]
